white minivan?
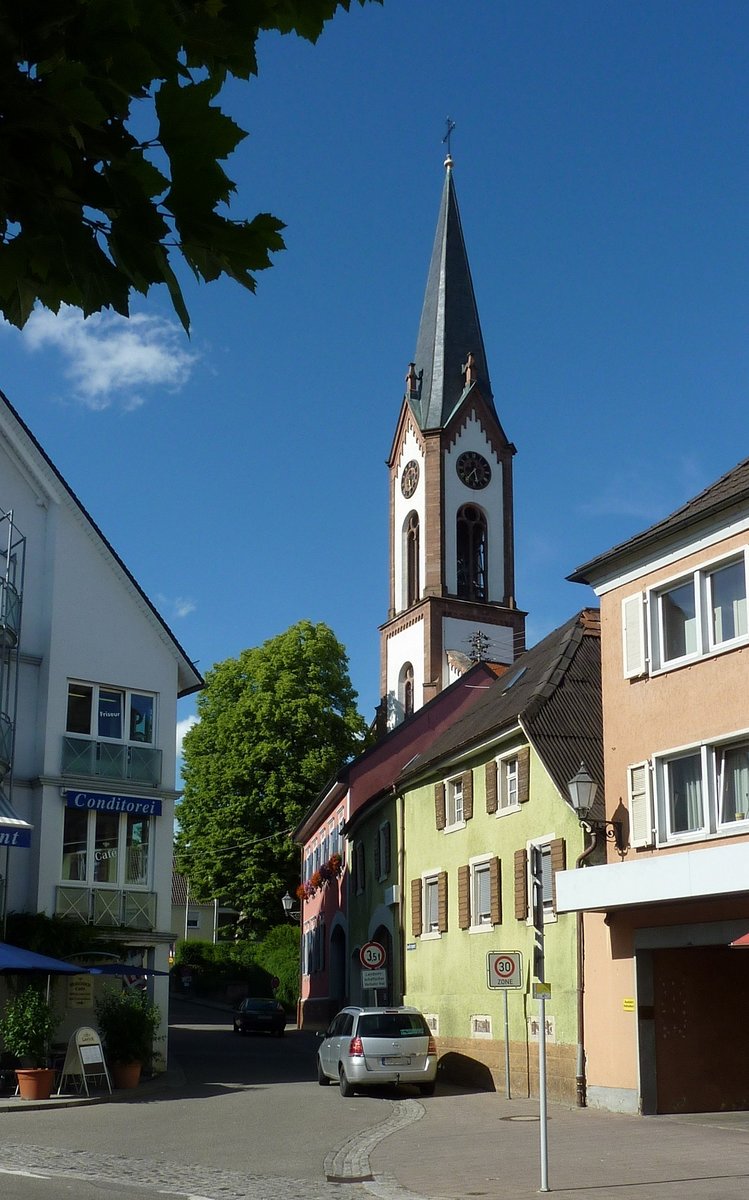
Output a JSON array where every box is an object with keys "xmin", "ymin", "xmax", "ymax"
[{"xmin": 317, "ymin": 1006, "xmax": 438, "ymax": 1097}]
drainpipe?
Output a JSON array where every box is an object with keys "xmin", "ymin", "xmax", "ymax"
[
  {"xmin": 575, "ymin": 830, "xmax": 598, "ymax": 1108},
  {"xmin": 396, "ymin": 786, "xmax": 405, "ymax": 1005}
]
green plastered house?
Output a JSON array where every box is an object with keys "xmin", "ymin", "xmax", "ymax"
[{"xmin": 396, "ymin": 609, "xmax": 603, "ymax": 1102}]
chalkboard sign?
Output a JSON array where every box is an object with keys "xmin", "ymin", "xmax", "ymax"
[{"xmin": 57, "ymin": 1026, "xmax": 111, "ymax": 1096}]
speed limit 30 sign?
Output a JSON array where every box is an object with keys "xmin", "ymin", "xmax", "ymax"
[{"xmin": 487, "ymin": 951, "xmax": 523, "ymax": 989}]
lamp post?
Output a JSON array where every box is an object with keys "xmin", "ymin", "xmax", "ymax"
[
  {"xmin": 281, "ymin": 891, "xmax": 301, "ymax": 922},
  {"xmin": 567, "ymin": 762, "xmax": 624, "ymax": 854}
]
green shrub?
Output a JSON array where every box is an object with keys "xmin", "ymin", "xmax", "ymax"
[
  {"xmin": 173, "ymin": 928, "xmax": 299, "ymax": 1008},
  {"xmin": 0, "ymin": 986, "xmax": 58, "ymax": 1066},
  {"xmin": 95, "ymin": 988, "xmax": 161, "ymax": 1066}
]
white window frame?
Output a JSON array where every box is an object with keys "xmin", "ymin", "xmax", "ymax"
[
  {"xmin": 646, "ymin": 548, "xmax": 749, "ymax": 675},
  {"xmin": 651, "ymin": 730, "xmax": 749, "ymax": 846},
  {"xmin": 66, "ymin": 680, "xmax": 157, "ymax": 745},
  {"xmin": 60, "ymin": 806, "xmax": 153, "ymax": 890},
  {"xmin": 526, "ymin": 836, "xmax": 557, "ymax": 926},
  {"xmin": 445, "ymin": 775, "xmax": 465, "ymax": 832},
  {"xmin": 469, "ymin": 855, "xmax": 493, "ymax": 933},
  {"xmin": 422, "ymin": 871, "xmax": 442, "ymax": 940},
  {"xmin": 497, "ymin": 754, "xmax": 519, "ymax": 812}
]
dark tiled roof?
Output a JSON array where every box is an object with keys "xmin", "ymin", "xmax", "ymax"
[
  {"xmin": 570, "ymin": 456, "xmax": 749, "ymax": 584},
  {"xmin": 172, "ymin": 872, "xmax": 188, "ymax": 905},
  {"xmin": 410, "ymin": 162, "xmax": 495, "ymax": 430},
  {"xmin": 397, "ymin": 609, "xmax": 604, "ymax": 813}
]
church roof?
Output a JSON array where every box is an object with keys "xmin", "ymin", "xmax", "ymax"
[{"xmin": 409, "ymin": 156, "xmax": 495, "ymax": 431}]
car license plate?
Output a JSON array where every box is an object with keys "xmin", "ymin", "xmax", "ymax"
[{"xmin": 382, "ymin": 1055, "xmax": 411, "ymax": 1066}]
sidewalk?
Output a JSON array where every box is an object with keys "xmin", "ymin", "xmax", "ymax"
[{"xmin": 370, "ymin": 1085, "xmax": 749, "ymax": 1200}]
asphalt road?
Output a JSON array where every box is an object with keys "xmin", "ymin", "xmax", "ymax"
[{"xmin": 0, "ymin": 997, "xmax": 404, "ymax": 1200}]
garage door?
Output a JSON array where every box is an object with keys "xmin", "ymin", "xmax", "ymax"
[{"xmin": 653, "ymin": 945, "xmax": 749, "ymax": 1113}]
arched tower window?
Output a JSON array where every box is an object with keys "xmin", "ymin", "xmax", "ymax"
[
  {"xmin": 405, "ymin": 511, "xmax": 420, "ymax": 607},
  {"xmin": 399, "ymin": 662, "xmax": 414, "ymax": 719},
  {"xmin": 457, "ymin": 505, "xmax": 487, "ymax": 601}
]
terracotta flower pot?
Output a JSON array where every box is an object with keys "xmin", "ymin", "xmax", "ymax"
[
  {"xmin": 111, "ymin": 1060, "xmax": 142, "ymax": 1089},
  {"xmin": 15, "ymin": 1067, "xmax": 55, "ymax": 1101}
]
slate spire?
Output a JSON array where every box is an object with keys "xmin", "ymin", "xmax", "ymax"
[{"xmin": 409, "ymin": 155, "xmax": 494, "ymax": 430}]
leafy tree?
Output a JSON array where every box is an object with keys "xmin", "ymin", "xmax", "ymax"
[
  {"xmin": 176, "ymin": 620, "xmax": 367, "ymax": 936},
  {"xmin": 0, "ymin": 1, "xmax": 377, "ymax": 332}
]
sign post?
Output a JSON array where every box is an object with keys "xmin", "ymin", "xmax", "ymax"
[
  {"xmin": 486, "ymin": 952, "xmax": 523, "ymax": 1099},
  {"xmin": 530, "ymin": 845, "xmax": 550, "ymax": 1193}
]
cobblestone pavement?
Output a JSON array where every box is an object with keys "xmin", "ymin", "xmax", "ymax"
[{"xmin": 0, "ymin": 1099, "xmax": 429, "ymax": 1200}]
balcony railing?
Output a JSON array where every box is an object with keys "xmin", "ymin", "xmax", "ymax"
[
  {"xmin": 61, "ymin": 736, "xmax": 162, "ymax": 787},
  {"xmin": 0, "ymin": 578, "xmax": 21, "ymax": 648},
  {"xmin": 0, "ymin": 712, "xmax": 12, "ymax": 779},
  {"xmin": 56, "ymin": 885, "xmax": 157, "ymax": 931}
]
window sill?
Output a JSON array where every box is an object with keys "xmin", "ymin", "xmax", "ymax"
[
  {"xmin": 495, "ymin": 805, "xmax": 520, "ymax": 819},
  {"xmin": 468, "ymin": 923, "xmax": 494, "ymax": 935},
  {"xmin": 420, "ymin": 930, "xmax": 442, "ymax": 941},
  {"xmin": 443, "ymin": 820, "xmax": 466, "ymax": 835},
  {"xmin": 649, "ymin": 633, "xmax": 749, "ymax": 679}
]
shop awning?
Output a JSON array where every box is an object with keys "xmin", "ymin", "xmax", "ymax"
[
  {"xmin": 730, "ymin": 931, "xmax": 749, "ymax": 948},
  {"xmin": 0, "ymin": 941, "xmax": 87, "ymax": 974},
  {"xmin": 0, "ymin": 791, "xmax": 33, "ymax": 847}
]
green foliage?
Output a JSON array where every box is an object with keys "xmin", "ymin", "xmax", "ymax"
[
  {"xmin": 0, "ymin": 1, "xmax": 379, "ymax": 331},
  {"xmin": 173, "ymin": 929, "xmax": 299, "ymax": 1009},
  {"xmin": 0, "ymin": 985, "xmax": 58, "ymax": 1066},
  {"xmin": 95, "ymin": 987, "xmax": 161, "ymax": 1066},
  {"xmin": 176, "ymin": 620, "xmax": 368, "ymax": 936},
  {"xmin": 5, "ymin": 910, "xmax": 111, "ymax": 960}
]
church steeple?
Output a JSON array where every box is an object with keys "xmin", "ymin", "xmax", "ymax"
[
  {"xmin": 409, "ymin": 156, "xmax": 494, "ymax": 430},
  {"xmin": 380, "ymin": 153, "xmax": 526, "ymax": 729}
]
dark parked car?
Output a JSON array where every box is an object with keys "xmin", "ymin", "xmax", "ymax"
[{"xmin": 233, "ymin": 997, "xmax": 286, "ymax": 1037}]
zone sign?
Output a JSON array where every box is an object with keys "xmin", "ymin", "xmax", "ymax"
[
  {"xmin": 486, "ymin": 951, "xmax": 523, "ymax": 990},
  {"xmin": 359, "ymin": 941, "xmax": 386, "ymax": 970}
]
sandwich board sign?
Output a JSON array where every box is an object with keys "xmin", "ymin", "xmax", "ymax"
[{"xmin": 57, "ymin": 1026, "xmax": 111, "ymax": 1096}]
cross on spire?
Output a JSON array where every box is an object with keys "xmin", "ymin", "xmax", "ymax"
[{"xmin": 442, "ymin": 117, "xmax": 456, "ymax": 157}]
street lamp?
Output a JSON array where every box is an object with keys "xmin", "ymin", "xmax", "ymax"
[
  {"xmin": 281, "ymin": 891, "xmax": 301, "ymax": 922},
  {"xmin": 567, "ymin": 762, "xmax": 624, "ymax": 854}
]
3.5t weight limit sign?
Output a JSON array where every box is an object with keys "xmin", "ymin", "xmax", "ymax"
[
  {"xmin": 360, "ymin": 941, "xmax": 386, "ymax": 970},
  {"xmin": 487, "ymin": 951, "xmax": 523, "ymax": 990}
]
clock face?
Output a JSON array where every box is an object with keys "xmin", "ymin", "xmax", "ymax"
[
  {"xmin": 401, "ymin": 460, "xmax": 420, "ymax": 498},
  {"xmin": 456, "ymin": 451, "xmax": 492, "ymax": 490}
]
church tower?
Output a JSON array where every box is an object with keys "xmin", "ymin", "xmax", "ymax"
[{"xmin": 380, "ymin": 154, "xmax": 526, "ymax": 726}]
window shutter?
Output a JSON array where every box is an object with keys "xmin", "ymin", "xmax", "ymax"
[
  {"xmin": 411, "ymin": 878, "xmax": 422, "ymax": 938},
  {"xmin": 485, "ymin": 760, "xmax": 498, "ymax": 813},
  {"xmin": 458, "ymin": 864, "xmax": 470, "ymax": 929},
  {"xmin": 437, "ymin": 871, "xmax": 448, "ymax": 932},
  {"xmin": 374, "ymin": 833, "xmax": 381, "ymax": 881},
  {"xmin": 628, "ymin": 762, "xmax": 654, "ymax": 847},
  {"xmin": 489, "ymin": 856, "xmax": 502, "ymax": 924},
  {"xmin": 435, "ymin": 782, "xmax": 446, "ymax": 830},
  {"xmin": 514, "ymin": 848, "xmax": 528, "ymax": 919},
  {"xmin": 622, "ymin": 593, "xmax": 647, "ymax": 678},
  {"xmin": 463, "ymin": 770, "xmax": 474, "ymax": 820},
  {"xmin": 549, "ymin": 838, "xmax": 566, "ymax": 909},
  {"xmin": 518, "ymin": 745, "xmax": 530, "ymax": 803}
]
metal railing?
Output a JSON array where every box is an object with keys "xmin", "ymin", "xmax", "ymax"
[
  {"xmin": 61, "ymin": 736, "xmax": 162, "ymax": 787},
  {"xmin": 55, "ymin": 885, "xmax": 157, "ymax": 930}
]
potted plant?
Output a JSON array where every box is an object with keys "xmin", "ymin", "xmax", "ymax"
[
  {"xmin": 95, "ymin": 987, "xmax": 161, "ymax": 1089},
  {"xmin": 0, "ymin": 985, "xmax": 58, "ymax": 1100}
]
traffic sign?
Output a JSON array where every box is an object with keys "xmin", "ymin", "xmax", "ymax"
[
  {"xmin": 487, "ymin": 951, "xmax": 523, "ymax": 989},
  {"xmin": 361, "ymin": 968, "xmax": 387, "ymax": 990},
  {"xmin": 359, "ymin": 940, "xmax": 386, "ymax": 969}
]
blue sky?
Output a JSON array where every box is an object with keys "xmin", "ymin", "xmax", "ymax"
[{"xmin": 2, "ymin": 1, "xmax": 749, "ymax": 752}]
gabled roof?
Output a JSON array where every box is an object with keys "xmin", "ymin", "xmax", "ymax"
[
  {"xmin": 569, "ymin": 456, "xmax": 749, "ymax": 586},
  {"xmin": 408, "ymin": 158, "xmax": 496, "ymax": 431},
  {"xmin": 0, "ymin": 387, "xmax": 203, "ymax": 697},
  {"xmin": 292, "ymin": 659, "xmax": 506, "ymax": 843},
  {"xmin": 396, "ymin": 609, "xmax": 603, "ymax": 812}
]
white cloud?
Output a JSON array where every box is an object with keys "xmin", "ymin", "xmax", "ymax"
[
  {"xmin": 174, "ymin": 597, "xmax": 197, "ymax": 619},
  {"xmin": 19, "ymin": 305, "xmax": 197, "ymax": 410},
  {"xmin": 176, "ymin": 715, "xmax": 198, "ymax": 757}
]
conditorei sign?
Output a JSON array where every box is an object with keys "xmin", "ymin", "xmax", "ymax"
[{"xmin": 64, "ymin": 790, "xmax": 162, "ymax": 817}]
